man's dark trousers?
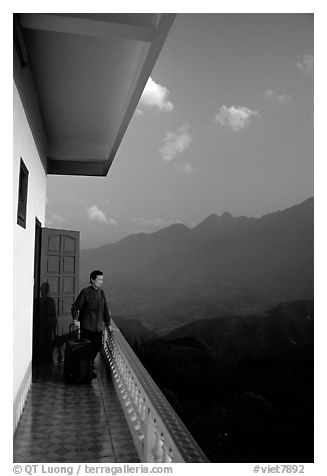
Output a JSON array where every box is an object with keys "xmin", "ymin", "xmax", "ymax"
[{"xmin": 81, "ymin": 328, "xmax": 103, "ymax": 363}]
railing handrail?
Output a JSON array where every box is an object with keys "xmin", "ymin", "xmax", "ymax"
[{"xmin": 104, "ymin": 320, "xmax": 209, "ymax": 463}]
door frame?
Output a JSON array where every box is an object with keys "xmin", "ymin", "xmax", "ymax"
[{"xmin": 32, "ymin": 217, "xmax": 42, "ymax": 364}]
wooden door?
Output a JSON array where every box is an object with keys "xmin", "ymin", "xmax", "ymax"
[{"xmin": 38, "ymin": 228, "xmax": 79, "ymax": 362}]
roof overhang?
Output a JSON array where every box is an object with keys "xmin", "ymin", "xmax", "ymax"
[{"xmin": 14, "ymin": 13, "xmax": 176, "ymax": 176}]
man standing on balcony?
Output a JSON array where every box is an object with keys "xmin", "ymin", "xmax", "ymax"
[{"xmin": 71, "ymin": 270, "xmax": 111, "ymax": 378}]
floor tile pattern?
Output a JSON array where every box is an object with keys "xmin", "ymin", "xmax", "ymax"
[{"xmin": 13, "ymin": 352, "xmax": 139, "ymax": 463}]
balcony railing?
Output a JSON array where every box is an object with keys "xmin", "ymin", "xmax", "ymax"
[{"xmin": 103, "ymin": 321, "xmax": 209, "ymax": 463}]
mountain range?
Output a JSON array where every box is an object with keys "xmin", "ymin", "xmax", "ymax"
[{"xmin": 80, "ymin": 197, "xmax": 313, "ymax": 334}]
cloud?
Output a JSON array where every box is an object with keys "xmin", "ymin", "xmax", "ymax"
[
  {"xmin": 159, "ymin": 124, "xmax": 192, "ymax": 162},
  {"xmin": 174, "ymin": 163, "xmax": 194, "ymax": 174},
  {"xmin": 131, "ymin": 217, "xmax": 165, "ymax": 227},
  {"xmin": 214, "ymin": 105, "xmax": 260, "ymax": 131},
  {"xmin": 108, "ymin": 218, "xmax": 118, "ymax": 226},
  {"xmin": 52, "ymin": 213, "xmax": 66, "ymax": 223},
  {"xmin": 264, "ymin": 89, "xmax": 293, "ymax": 103},
  {"xmin": 296, "ymin": 54, "xmax": 314, "ymax": 77},
  {"xmin": 139, "ymin": 77, "xmax": 174, "ymax": 112},
  {"xmin": 45, "ymin": 213, "xmax": 66, "ymax": 227},
  {"xmin": 87, "ymin": 205, "xmax": 108, "ymax": 224}
]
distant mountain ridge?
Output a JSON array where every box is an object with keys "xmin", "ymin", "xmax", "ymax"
[
  {"xmin": 80, "ymin": 197, "xmax": 313, "ymax": 333},
  {"xmin": 112, "ymin": 316, "xmax": 158, "ymax": 345},
  {"xmin": 165, "ymin": 299, "xmax": 314, "ymax": 360}
]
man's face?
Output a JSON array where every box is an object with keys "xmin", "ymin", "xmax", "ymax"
[{"xmin": 91, "ymin": 275, "xmax": 103, "ymax": 288}]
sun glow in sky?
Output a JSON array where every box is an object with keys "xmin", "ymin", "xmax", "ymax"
[{"xmin": 45, "ymin": 13, "xmax": 314, "ymax": 249}]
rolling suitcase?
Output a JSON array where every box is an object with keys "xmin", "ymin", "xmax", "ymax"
[{"xmin": 63, "ymin": 324, "xmax": 93, "ymax": 384}]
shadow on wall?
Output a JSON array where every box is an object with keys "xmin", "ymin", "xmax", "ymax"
[{"xmin": 33, "ymin": 282, "xmax": 58, "ymax": 365}]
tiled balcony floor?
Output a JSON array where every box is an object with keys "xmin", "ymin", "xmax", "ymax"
[{"xmin": 13, "ymin": 351, "xmax": 139, "ymax": 463}]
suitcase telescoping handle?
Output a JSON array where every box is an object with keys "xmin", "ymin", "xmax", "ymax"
[
  {"xmin": 69, "ymin": 322, "xmax": 81, "ymax": 341},
  {"xmin": 71, "ymin": 307, "xmax": 81, "ymax": 340}
]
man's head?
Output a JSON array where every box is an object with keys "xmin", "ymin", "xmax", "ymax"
[{"xmin": 90, "ymin": 270, "xmax": 104, "ymax": 288}]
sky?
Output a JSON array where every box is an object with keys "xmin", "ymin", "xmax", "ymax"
[{"xmin": 45, "ymin": 13, "xmax": 314, "ymax": 249}]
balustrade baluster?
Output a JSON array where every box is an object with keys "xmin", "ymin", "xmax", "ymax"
[
  {"xmin": 123, "ymin": 395, "xmax": 130, "ymax": 405},
  {"xmin": 134, "ymin": 385, "xmax": 139, "ymax": 404},
  {"xmin": 137, "ymin": 430, "xmax": 145, "ymax": 441},
  {"xmin": 128, "ymin": 375, "xmax": 133, "ymax": 393},
  {"xmin": 125, "ymin": 368, "xmax": 130, "ymax": 385},
  {"xmin": 140, "ymin": 400, "xmax": 146, "ymax": 422},
  {"xmin": 134, "ymin": 391, "xmax": 139, "ymax": 411},
  {"xmin": 120, "ymin": 388, "xmax": 125, "ymax": 396},
  {"xmin": 122, "ymin": 367, "xmax": 127, "ymax": 383},
  {"xmin": 151, "ymin": 430, "xmax": 163, "ymax": 463},
  {"xmin": 118, "ymin": 360, "xmax": 123, "ymax": 374},
  {"xmin": 161, "ymin": 443, "xmax": 172, "ymax": 463},
  {"xmin": 122, "ymin": 390, "xmax": 128, "ymax": 400},
  {"xmin": 130, "ymin": 411, "xmax": 138, "ymax": 422},
  {"xmin": 134, "ymin": 396, "xmax": 144, "ymax": 431},
  {"xmin": 130, "ymin": 382, "xmax": 136, "ymax": 402}
]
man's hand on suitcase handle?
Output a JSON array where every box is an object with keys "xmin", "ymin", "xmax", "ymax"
[{"xmin": 74, "ymin": 320, "xmax": 80, "ymax": 328}]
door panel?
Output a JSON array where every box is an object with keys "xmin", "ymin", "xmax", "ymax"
[{"xmin": 38, "ymin": 228, "xmax": 80, "ymax": 362}]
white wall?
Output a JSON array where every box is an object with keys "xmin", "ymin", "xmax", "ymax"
[{"xmin": 13, "ymin": 82, "xmax": 47, "ymax": 428}]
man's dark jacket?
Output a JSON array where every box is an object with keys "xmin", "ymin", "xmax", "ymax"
[{"xmin": 72, "ymin": 286, "xmax": 111, "ymax": 332}]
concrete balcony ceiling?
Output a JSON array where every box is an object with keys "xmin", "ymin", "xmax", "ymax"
[{"xmin": 16, "ymin": 13, "xmax": 175, "ymax": 176}]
